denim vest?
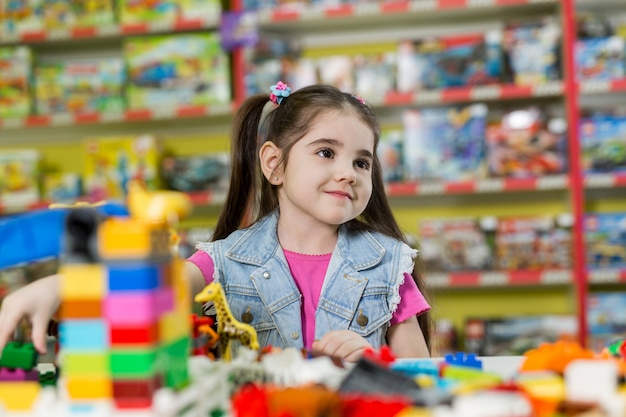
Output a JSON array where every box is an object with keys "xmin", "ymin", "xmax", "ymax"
[{"xmin": 195, "ymin": 211, "xmax": 417, "ymax": 350}]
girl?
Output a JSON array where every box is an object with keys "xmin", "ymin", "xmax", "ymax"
[{"xmin": 0, "ymin": 83, "xmax": 431, "ymax": 361}]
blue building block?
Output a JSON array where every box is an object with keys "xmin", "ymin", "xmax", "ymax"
[
  {"xmin": 444, "ymin": 352, "xmax": 482, "ymax": 369},
  {"xmin": 0, "ymin": 203, "xmax": 128, "ymax": 269},
  {"xmin": 108, "ymin": 263, "xmax": 163, "ymax": 291},
  {"xmin": 59, "ymin": 319, "xmax": 109, "ymax": 350}
]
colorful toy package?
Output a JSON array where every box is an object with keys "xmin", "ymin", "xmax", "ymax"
[
  {"xmin": 0, "ymin": 45, "xmax": 33, "ymax": 119},
  {"xmin": 587, "ymin": 292, "xmax": 626, "ymax": 352},
  {"xmin": 124, "ymin": 33, "xmax": 231, "ymax": 110},
  {"xmin": 402, "ymin": 103, "xmax": 487, "ymax": 181},
  {"xmin": 397, "ymin": 31, "xmax": 502, "ymax": 91},
  {"xmin": 0, "ymin": 149, "xmax": 40, "ymax": 209},
  {"xmin": 82, "ymin": 134, "xmax": 161, "ymax": 201},
  {"xmin": 585, "ymin": 212, "xmax": 626, "ymax": 269},
  {"xmin": 580, "ymin": 115, "xmax": 626, "ymax": 174},
  {"xmin": 418, "ymin": 217, "xmax": 493, "ymax": 273},
  {"xmin": 120, "ymin": 0, "xmax": 221, "ymax": 25},
  {"xmin": 161, "ymin": 152, "xmax": 229, "ymax": 194},
  {"xmin": 486, "ymin": 107, "xmax": 568, "ymax": 178},
  {"xmin": 353, "ymin": 52, "xmax": 396, "ymax": 104},
  {"xmin": 464, "ymin": 315, "xmax": 577, "ymax": 356},
  {"xmin": 502, "ymin": 17, "xmax": 562, "ymax": 85},
  {"xmin": 575, "ymin": 36, "xmax": 625, "ymax": 81},
  {"xmin": 34, "ymin": 58, "xmax": 125, "ymax": 115},
  {"xmin": 494, "ymin": 215, "xmax": 572, "ymax": 271},
  {"xmin": 1, "ymin": 0, "xmax": 44, "ymax": 37},
  {"xmin": 43, "ymin": 172, "xmax": 82, "ymax": 203},
  {"xmin": 377, "ymin": 129, "xmax": 404, "ymax": 184}
]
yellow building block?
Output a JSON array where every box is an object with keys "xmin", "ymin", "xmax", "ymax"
[
  {"xmin": 171, "ymin": 257, "xmax": 190, "ymax": 307},
  {"xmin": 99, "ymin": 218, "xmax": 170, "ymax": 260},
  {"xmin": 0, "ymin": 382, "xmax": 41, "ymax": 411},
  {"xmin": 65, "ymin": 376, "xmax": 112, "ymax": 399},
  {"xmin": 62, "ymin": 351, "xmax": 110, "ymax": 377},
  {"xmin": 59, "ymin": 264, "xmax": 106, "ymax": 300},
  {"xmin": 159, "ymin": 306, "xmax": 189, "ymax": 343}
]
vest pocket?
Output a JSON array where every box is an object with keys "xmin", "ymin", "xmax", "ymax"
[{"xmin": 346, "ymin": 290, "xmax": 391, "ymax": 348}]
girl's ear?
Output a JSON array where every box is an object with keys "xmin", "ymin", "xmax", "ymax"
[{"xmin": 259, "ymin": 141, "xmax": 283, "ymax": 184}]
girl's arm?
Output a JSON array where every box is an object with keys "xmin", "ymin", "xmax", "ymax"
[
  {"xmin": 387, "ymin": 315, "xmax": 430, "ymax": 358},
  {"xmin": 184, "ymin": 261, "xmax": 209, "ymax": 300}
]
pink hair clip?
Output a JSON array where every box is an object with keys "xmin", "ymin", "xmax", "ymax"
[
  {"xmin": 269, "ymin": 81, "xmax": 291, "ymax": 104},
  {"xmin": 352, "ymin": 94, "xmax": 366, "ymax": 105}
]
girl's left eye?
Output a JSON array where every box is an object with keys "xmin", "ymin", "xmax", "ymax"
[{"xmin": 355, "ymin": 159, "xmax": 371, "ymax": 170}]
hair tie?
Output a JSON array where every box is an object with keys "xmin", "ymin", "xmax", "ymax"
[
  {"xmin": 269, "ymin": 81, "xmax": 291, "ymax": 104},
  {"xmin": 351, "ymin": 94, "xmax": 366, "ymax": 105}
]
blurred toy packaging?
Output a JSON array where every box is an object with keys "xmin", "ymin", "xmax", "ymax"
[
  {"xmin": 0, "ymin": 149, "xmax": 40, "ymax": 209},
  {"xmin": 317, "ymin": 55, "xmax": 354, "ymax": 92},
  {"xmin": 576, "ymin": 36, "xmax": 625, "ymax": 81},
  {"xmin": 43, "ymin": 172, "xmax": 82, "ymax": 203},
  {"xmin": 464, "ymin": 315, "xmax": 577, "ymax": 356},
  {"xmin": 494, "ymin": 215, "xmax": 573, "ymax": 271},
  {"xmin": 124, "ymin": 33, "xmax": 231, "ymax": 109},
  {"xmin": 486, "ymin": 107, "xmax": 568, "ymax": 178},
  {"xmin": 377, "ymin": 129, "xmax": 404, "ymax": 184},
  {"xmin": 585, "ymin": 212, "xmax": 626, "ymax": 269},
  {"xmin": 403, "ymin": 103, "xmax": 487, "ymax": 181},
  {"xmin": 418, "ymin": 216, "xmax": 493, "ymax": 273},
  {"xmin": 1, "ymin": 0, "xmax": 44, "ymax": 37},
  {"xmin": 161, "ymin": 152, "xmax": 229, "ymax": 195},
  {"xmin": 120, "ymin": 0, "xmax": 221, "ymax": 25},
  {"xmin": 587, "ymin": 292, "xmax": 626, "ymax": 352},
  {"xmin": 83, "ymin": 134, "xmax": 161, "ymax": 201},
  {"xmin": 580, "ymin": 115, "xmax": 626, "ymax": 174},
  {"xmin": 0, "ymin": 45, "xmax": 33, "ymax": 119},
  {"xmin": 34, "ymin": 58, "xmax": 125, "ymax": 115},
  {"xmin": 397, "ymin": 31, "xmax": 502, "ymax": 92},
  {"xmin": 177, "ymin": 226, "xmax": 214, "ymax": 259},
  {"xmin": 431, "ymin": 318, "xmax": 460, "ymax": 357},
  {"xmin": 502, "ymin": 17, "xmax": 561, "ymax": 85},
  {"xmin": 353, "ymin": 52, "xmax": 396, "ymax": 104},
  {"xmin": 243, "ymin": 36, "xmax": 315, "ymax": 97}
]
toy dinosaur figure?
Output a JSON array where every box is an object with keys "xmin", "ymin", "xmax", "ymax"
[{"xmin": 194, "ymin": 282, "xmax": 260, "ymax": 361}]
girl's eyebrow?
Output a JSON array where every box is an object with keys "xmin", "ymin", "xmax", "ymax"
[{"xmin": 307, "ymin": 138, "xmax": 374, "ymax": 159}]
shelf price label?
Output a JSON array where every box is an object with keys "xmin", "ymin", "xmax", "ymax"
[
  {"xmin": 479, "ymin": 272, "xmax": 507, "ymax": 286},
  {"xmin": 541, "ymin": 270, "xmax": 572, "ymax": 285},
  {"xmin": 427, "ymin": 273, "xmax": 450, "ymax": 288},
  {"xmin": 589, "ymin": 269, "xmax": 620, "ymax": 284}
]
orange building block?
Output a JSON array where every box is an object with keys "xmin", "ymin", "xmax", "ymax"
[
  {"xmin": 65, "ymin": 376, "xmax": 112, "ymax": 399},
  {"xmin": 98, "ymin": 218, "xmax": 170, "ymax": 260}
]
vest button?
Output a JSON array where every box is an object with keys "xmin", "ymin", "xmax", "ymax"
[
  {"xmin": 356, "ymin": 313, "xmax": 369, "ymax": 327},
  {"xmin": 241, "ymin": 308, "xmax": 253, "ymax": 324},
  {"xmin": 291, "ymin": 332, "xmax": 299, "ymax": 340},
  {"xmin": 262, "ymin": 271, "xmax": 271, "ymax": 279}
]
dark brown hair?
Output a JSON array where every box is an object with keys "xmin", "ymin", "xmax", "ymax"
[{"xmin": 212, "ymin": 84, "xmax": 431, "ymax": 351}]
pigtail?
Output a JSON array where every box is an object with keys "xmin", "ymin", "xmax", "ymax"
[{"xmin": 212, "ymin": 94, "xmax": 269, "ymax": 241}]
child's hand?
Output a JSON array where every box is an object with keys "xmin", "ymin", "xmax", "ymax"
[
  {"xmin": 0, "ymin": 275, "xmax": 60, "ymax": 354},
  {"xmin": 311, "ymin": 330, "xmax": 372, "ymax": 362}
]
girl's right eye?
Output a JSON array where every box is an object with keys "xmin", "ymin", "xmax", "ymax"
[{"xmin": 316, "ymin": 148, "xmax": 334, "ymax": 159}]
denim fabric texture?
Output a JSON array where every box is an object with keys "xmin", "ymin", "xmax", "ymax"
[{"xmin": 195, "ymin": 210, "xmax": 417, "ymax": 350}]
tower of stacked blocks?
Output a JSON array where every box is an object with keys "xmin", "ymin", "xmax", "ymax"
[{"xmin": 58, "ymin": 201, "xmax": 191, "ymax": 410}]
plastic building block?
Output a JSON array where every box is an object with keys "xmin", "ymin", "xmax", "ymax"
[
  {"xmin": 0, "ymin": 368, "xmax": 39, "ymax": 381},
  {"xmin": 0, "ymin": 341, "xmax": 38, "ymax": 370},
  {"xmin": 444, "ymin": 352, "xmax": 483, "ymax": 369},
  {"xmin": 0, "ymin": 381, "xmax": 41, "ymax": 411}
]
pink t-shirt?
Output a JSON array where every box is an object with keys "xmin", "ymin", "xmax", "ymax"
[{"xmin": 188, "ymin": 249, "xmax": 430, "ymax": 349}]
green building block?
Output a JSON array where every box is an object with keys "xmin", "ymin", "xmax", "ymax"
[{"xmin": 0, "ymin": 341, "xmax": 38, "ymax": 370}]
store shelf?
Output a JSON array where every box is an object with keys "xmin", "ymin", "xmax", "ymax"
[
  {"xmin": 381, "ymin": 82, "xmax": 564, "ymax": 106},
  {"xmin": 0, "ymin": 16, "xmax": 219, "ymax": 45},
  {"xmin": 0, "ymin": 103, "xmax": 234, "ymax": 131},
  {"xmin": 579, "ymin": 78, "xmax": 626, "ymax": 95},
  {"xmin": 588, "ymin": 268, "xmax": 626, "ymax": 284},
  {"xmin": 585, "ymin": 173, "xmax": 626, "ymax": 189},
  {"xmin": 427, "ymin": 269, "xmax": 573, "ymax": 288},
  {"xmin": 386, "ymin": 175, "xmax": 569, "ymax": 197},
  {"xmin": 256, "ymin": 0, "xmax": 558, "ymax": 28}
]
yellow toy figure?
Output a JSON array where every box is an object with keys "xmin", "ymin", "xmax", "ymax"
[{"xmin": 194, "ymin": 282, "xmax": 260, "ymax": 362}]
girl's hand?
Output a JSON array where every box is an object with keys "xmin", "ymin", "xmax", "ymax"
[
  {"xmin": 0, "ymin": 274, "xmax": 60, "ymax": 354},
  {"xmin": 311, "ymin": 330, "xmax": 372, "ymax": 362}
]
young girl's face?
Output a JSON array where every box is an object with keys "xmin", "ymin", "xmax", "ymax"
[{"xmin": 278, "ymin": 110, "xmax": 375, "ymax": 228}]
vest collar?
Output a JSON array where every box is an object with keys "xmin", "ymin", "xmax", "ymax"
[{"xmin": 225, "ymin": 210, "xmax": 385, "ymax": 270}]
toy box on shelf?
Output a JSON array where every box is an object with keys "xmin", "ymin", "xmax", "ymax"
[
  {"xmin": 43, "ymin": 172, "xmax": 82, "ymax": 204},
  {"xmin": 0, "ymin": 45, "xmax": 33, "ymax": 119},
  {"xmin": 377, "ymin": 128, "xmax": 404, "ymax": 184},
  {"xmin": 502, "ymin": 17, "xmax": 562, "ymax": 86},
  {"xmin": 485, "ymin": 106, "xmax": 568, "ymax": 178},
  {"xmin": 584, "ymin": 212, "xmax": 626, "ymax": 269},
  {"xmin": 464, "ymin": 314, "xmax": 577, "ymax": 356},
  {"xmin": 353, "ymin": 52, "xmax": 397, "ymax": 104},
  {"xmin": 1, "ymin": 0, "xmax": 43, "ymax": 37},
  {"xmin": 402, "ymin": 103, "xmax": 488, "ymax": 182},
  {"xmin": 82, "ymin": 135, "xmax": 161, "ymax": 201},
  {"xmin": 575, "ymin": 36, "xmax": 625, "ymax": 81},
  {"xmin": 397, "ymin": 31, "xmax": 502, "ymax": 92},
  {"xmin": 34, "ymin": 58, "xmax": 125, "ymax": 115},
  {"xmin": 161, "ymin": 152, "xmax": 230, "ymax": 195},
  {"xmin": 124, "ymin": 33, "xmax": 231, "ymax": 110},
  {"xmin": 119, "ymin": 0, "xmax": 221, "ymax": 26},
  {"xmin": 580, "ymin": 114, "xmax": 626, "ymax": 174},
  {"xmin": 0, "ymin": 149, "xmax": 40, "ymax": 210},
  {"xmin": 418, "ymin": 216, "xmax": 494, "ymax": 273},
  {"xmin": 494, "ymin": 215, "xmax": 573, "ymax": 271},
  {"xmin": 587, "ymin": 292, "xmax": 626, "ymax": 353}
]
